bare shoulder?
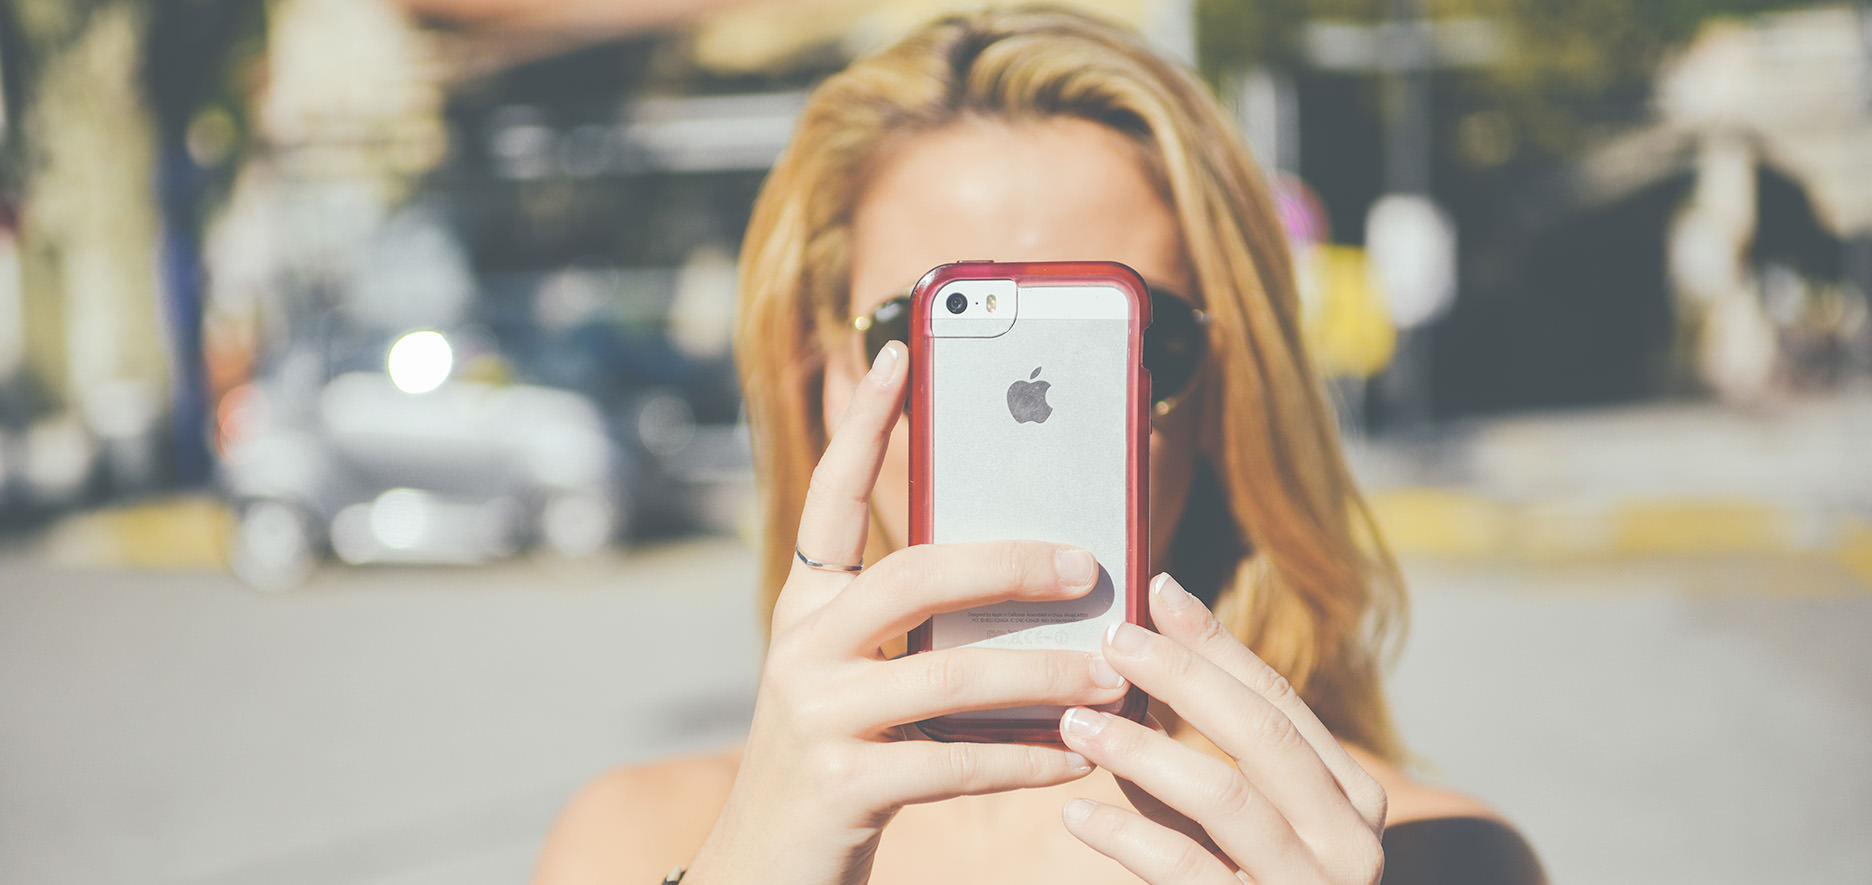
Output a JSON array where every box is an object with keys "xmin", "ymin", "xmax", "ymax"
[
  {"xmin": 1343, "ymin": 744, "xmax": 1504, "ymax": 826},
  {"xmin": 532, "ymin": 747, "xmax": 741, "ymax": 885},
  {"xmin": 1345, "ymin": 745, "xmax": 1546, "ymax": 884}
]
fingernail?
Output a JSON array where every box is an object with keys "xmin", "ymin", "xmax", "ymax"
[
  {"xmin": 1151, "ymin": 573, "xmax": 1197, "ymax": 612},
  {"xmin": 1088, "ymin": 655, "xmax": 1126, "ymax": 690},
  {"xmin": 1056, "ymin": 549, "xmax": 1096, "ymax": 589},
  {"xmin": 867, "ymin": 342, "xmax": 898, "ymax": 384},
  {"xmin": 1061, "ymin": 707, "xmax": 1107, "ymax": 740},
  {"xmin": 1062, "ymin": 797, "xmax": 1096, "ymax": 824},
  {"xmin": 1105, "ymin": 621, "xmax": 1150, "ymax": 656},
  {"xmin": 1064, "ymin": 752, "xmax": 1092, "ymax": 773}
]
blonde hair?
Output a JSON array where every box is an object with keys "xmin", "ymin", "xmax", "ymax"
[{"xmin": 734, "ymin": 6, "xmax": 1408, "ymax": 762}]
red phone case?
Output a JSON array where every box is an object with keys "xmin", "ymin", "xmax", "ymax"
[{"xmin": 906, "ymin": 260, "xmax": 1153, "ymax": 743}]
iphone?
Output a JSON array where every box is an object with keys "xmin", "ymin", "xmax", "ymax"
[{"xmin": 906, "ymin": 260, "xmax": 1152, "ymax": 743}]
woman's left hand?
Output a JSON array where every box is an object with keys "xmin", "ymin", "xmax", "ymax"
[{"xmin": 1057, "ymin": 573, "xmax": 1389, "ymax": 884}]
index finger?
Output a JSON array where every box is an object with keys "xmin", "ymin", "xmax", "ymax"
[
  {"xmin": 780, "ymin": 341, "xmax": 907, "ymax": 618},
  {"xmin": 1145, "ymin": 573, "xmax": 1388, "ymax": 833}
]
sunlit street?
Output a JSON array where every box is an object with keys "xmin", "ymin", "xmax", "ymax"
[
  {"xmin": 5, "ymin": 505, "xmax": 1868, "ymax": 883},
  {"xmin": 0, "ymin": 541, "xmax": 762, "ymax": 885},
  {"xmin": 6, "ymin": 0, "xmax": 1872, "ymax": 882}
]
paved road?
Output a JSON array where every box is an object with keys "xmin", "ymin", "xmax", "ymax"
[
  {"xmin": 2, "ymin": 540, "xmax": 1867, "ymax": 884},
  {"xmin": 0, "ymin": 542, "xmax": 762, "ymax": 885},
  {"xmin": 1392, "ymin": 554, "xmax": 1871, "ymax": 884}
]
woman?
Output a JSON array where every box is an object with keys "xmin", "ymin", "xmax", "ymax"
[{"xmin": 537, "ymin": 8, "xmax": 1541, "ymax": 884}]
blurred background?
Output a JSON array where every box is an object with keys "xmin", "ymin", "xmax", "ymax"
[{"xmin": 0, "ymin": 0, "xmax": 1867, "ymax": 882}]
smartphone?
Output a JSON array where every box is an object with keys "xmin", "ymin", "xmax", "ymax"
[{"xmin": 906, "ymin": 260, "xmax": 1152, "ymax": 743}]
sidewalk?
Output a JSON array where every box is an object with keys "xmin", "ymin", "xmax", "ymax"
[
  {"xmin": 19, "ymin": 391, "xmax": 1872, "ymax": 590},
  {"xmin": 1349, "ymin": 389, "xmax": 1872, "ymax": 588}
]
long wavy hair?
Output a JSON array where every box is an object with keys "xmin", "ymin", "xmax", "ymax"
[{"xmin": 733, "ymin": 6, "xmax": 1408, "ymax": 762}]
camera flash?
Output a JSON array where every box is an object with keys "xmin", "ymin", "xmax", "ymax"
[{"xmin": 985, "ymin": 294, "xmax": 998, "ymax": 313}]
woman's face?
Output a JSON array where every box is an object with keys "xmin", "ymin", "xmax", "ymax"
[{"xmin": 827, "ymin": 116, "xmax": 1200, "ymax": 567}]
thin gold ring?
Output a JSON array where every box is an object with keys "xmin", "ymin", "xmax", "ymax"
[{"xmin": 795, "ymin": 543, "xmax": 864, "ymax": 573}]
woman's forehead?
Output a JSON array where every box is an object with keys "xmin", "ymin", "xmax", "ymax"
[{"xmin": 846, "ymin": 117, "xmax": 1190, "ymax": 317}]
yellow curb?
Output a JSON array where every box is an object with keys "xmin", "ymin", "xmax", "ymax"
[
  {"xmin": 1371, "ymin": 489, "xmax": 1869, "ymax": 590},
  {"xmin": 1607, "ymin": 498, "xmax": 1788, "ymax": 556},
  {"xmin": 1835, "ymin": 518, "xmax": 1872, "ymax": 592},
  {"xmin": 1512, "ymin": 499, "xmax": 1617, "ymax": 559},
  {"xmin": 1365, "ymin": 489, "xmax": 1506, "ymax": 558},
  {"xmin": 40, "ymin": 496, "xmax": 232, "ymax": 570}
]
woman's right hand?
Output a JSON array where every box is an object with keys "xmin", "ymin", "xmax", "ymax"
[{"xmin": 683, "ymin": 342, "xmax": 1129, "ymax": 885}]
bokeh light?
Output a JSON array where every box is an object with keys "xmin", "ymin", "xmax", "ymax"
[{"xmin": 385, "ymin": 329, "xmax": 453, "ymax": 394}]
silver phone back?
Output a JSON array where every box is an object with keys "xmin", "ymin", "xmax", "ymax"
[{"xmin": 927, "ymin": 285, "xmax": 1133, "ymax": 720}]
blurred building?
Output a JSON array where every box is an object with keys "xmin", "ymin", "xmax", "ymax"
[
  {"xmin": 1410, "ymin": 5, "xmax": 1872, "ymax": 416},
  {"xmin": 4, "ymin": 1, "xmax": 171, "ymax": 517},
  {"xmin": 1650, "ymin": 7, "xmax": 1872, "ymax": 403},
  {"xmin": 207, "ymin": 0, "xmax": 448, "ymax": 343},
  {"xmin": 7, "ymin": 0, "xmax": 1869, "ymax": 532}
]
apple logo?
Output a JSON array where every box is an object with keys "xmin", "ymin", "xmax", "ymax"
[{"xmin": 1006, "ymin": 367, "xmax": 1054, "ymax": 424}]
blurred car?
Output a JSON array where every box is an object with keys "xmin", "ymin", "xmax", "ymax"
[
  {"xmin": 217, "ymin": 326, "xmax": 632, "ymax": 590},
  {"xmin": 486, "ymin": 264, "xmax": 750, "ymax": 537}
]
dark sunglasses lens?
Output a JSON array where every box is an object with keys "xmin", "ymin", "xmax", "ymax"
[
  {"xmin": 865, "ymin": 296, "xmax": 912, "ymax": 362},
  {"xmin": 1144, "ymin": 291, "xmax": 1206, "ymax": 405},
  {"xmin": 867, "ymin": 289, "xmax": 1203, "ymax": 412}
]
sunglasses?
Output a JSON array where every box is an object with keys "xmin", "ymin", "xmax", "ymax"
[{"xmin": 849, "ymin": 285, "xmax": 1211, "ymax": 417}]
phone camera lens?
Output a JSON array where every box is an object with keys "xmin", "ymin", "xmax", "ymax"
[{"xmin": 945, "ymin": 292, "xmax": 968, "ymax": 314}]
